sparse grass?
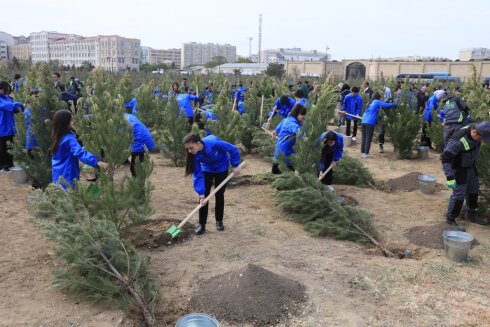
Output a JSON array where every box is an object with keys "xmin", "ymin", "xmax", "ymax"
[{"xmin": 250, "ymin": 223, "xmax": 266, "ymax": 236}]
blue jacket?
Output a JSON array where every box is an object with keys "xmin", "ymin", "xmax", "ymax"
[
  {"xmin": 296, "ymin": 98, "xmax": 308, "ymax": 108},
  {"xmin": 342, "ymin": 93, "xmax": 363, "ymax": 120},
  {"xmin": 124, "ymin": 98, "xmax": 138, "ymax": 115},
  {"xmin": 176, "ymin": 93, "xmax": 198, "ymax": 118},
  {"xmin": 205, "ymin": 89, "xmax": 213, "ymax": 103},
  {"xmin": 270, "ymin": 97, "xmax": 296, "ymax": 119},
  {"xmin": 0, "ymin": 95, "xmax": 22, "ymax": 137},
  {"xmin": 124, "ymin": 113, "xmax": 155, "ymax": 153},
  {"xmin": 24, "ymin": 107, "xmax": 38, "ymax": 150},
  {"xmin": 424, "ymin": 95, "xmax": 439, "ymax": 122},
  {"xmin": 52, "ymin": 132, "xmax": 99, "ymax": 188},
  {"xmin": 362, "ymin": 100, "xmax": 397, "ymax": 125},
  {"xmin": 234, "ymin": 87, "xmax": 245, "ymax": 102},
  {"xmin": 237, "ymin": 101, "xmax": 245, "ymax": 114},
  {"xmin": 192, "ymin": 135, "xmax": 240, "ymax": 196},
  {"xmin": 274, "ymin": 115, "xmax": 303, "ymax": 161},
  {"xmin": 319, "ymin": 131, "xmax": 344, "ymax": 171}
]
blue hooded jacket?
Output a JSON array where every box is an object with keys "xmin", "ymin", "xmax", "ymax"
[
  {"xmin": 124, "ymin": 98, "xmax": 138, "ymax": 116},
  {"xmin": 319, "ymin": 131, "xmax": 344, "ymax": 171},
  {"xmin": 274, "ymin": 115, "xmax": 303, "ymax": 162},
  {"xmin": 234, "ymin": 86, "xmax": 245, "ymax": 102},
  {"xmin": 52, "ymin": 132, "xmax": 99, "ymax": 188},
  {"xmin": 269, "ymin": 96, "xmax": 296, "ymax": 119},
  {"xmin": 0, "ymin": 95, "xmax": 23, "ymax": 137},
  {"xmin": 124, "ymin": 113, "xmax": 155, "ymax": 153},
  {"xmin": 192, "ymin": 135, "xmax": 240, "ymax": 196},
  {"xmin": 24, "ymin": 107, "xmax": 38, "ymax": 150},
  {"xmin": 424, "ymin": 95, "xmax": 439, "ymax": 122},
  {"xmin": 176, "ymin": 93, "xmax": 198, "ymax": 118},
  {"xmin": 342, "ymin": 93, "xmax": 363, "ymax": 120},
  {"xmin": 362, "ymin": 99, "xmax": 397, "ymax": 125}
]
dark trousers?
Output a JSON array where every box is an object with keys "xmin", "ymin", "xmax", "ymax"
[
  {"xmin": 199, "ymin": 170, "xmax": 228, "ymax": 225},
  {"xmin": 421, "ymin": 121, "xmax": 432, "ymax": 148},
  {"xmin": 0, "ymin": 135, "xmax": 14, "ymax": 170},
  {"xmin": 377, "ymin": 122, "xmax": 386, "ymax": 146},
  {"xmin": 346, "ymin": 119, "xmax": 358, "ymax": 137},
  {"xmin": 130, "ymin": 152, "xmax": 145, "ymax": 177},
  {"xmin": 361, "ymin": 124, "xmax": 375, "ymax": 154},
  {"xmin": 320, "ymin": 152, "xmax": 333, "ymax": 185}
]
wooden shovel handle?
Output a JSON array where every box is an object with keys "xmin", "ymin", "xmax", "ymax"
[
  {"xmin": 177, "ymin": 161, "xmax": 247, "ymax": 228},
  {"xmin": 335, "ymin": 109, "xmax": 362, "ymax": 120},
  {"xmin": 318, "ymin": 165, "xmax": 333, "ymax": 180}
]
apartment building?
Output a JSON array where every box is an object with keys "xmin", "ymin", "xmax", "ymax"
[
  {"xmin": 49, "ymin": 35, "xmax": 99, "ymax": 67},
  {"xmin": 260, "ymin": 48, "xmax": 329, "ymax": 64},
  {"xmin": 459, "ymin": 48, "xmax": 490, "ymax": 61},
  {"xmin": 8, "ymin": 44, "xmax": 31, "ymax": 61},
  {"xmin": 181, "ymin": 42, "xmax": 236, "ymax": 69},
  {"xmin": 30, "ymin": 31, "xmax": 74, "ymax": 63},
  {"xmin": 98, "ymin": 35, "xmax": 140, "ymax": 72},
  {"xmin": 0, "ymin": 31, "xmax": 15, "ymax": 60},
  {"xmin": 142, "ymin": 47, "xmax": 181, "ymax": 68}
]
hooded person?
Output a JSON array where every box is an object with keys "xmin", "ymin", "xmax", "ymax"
[
  {"xmin": 421, "ymin": 90, "xmax": 445, "ymax": 148},
  {"xmin": 124, "ymin": 98, "xmax": 138, "ymax": 116},
  {"xmin": 441, "ymin": 91, "xmax": 471, "ymax": 147},
  {"xmin": 124, "ymin": 106, "xmax": 155, "ymax": 177}
]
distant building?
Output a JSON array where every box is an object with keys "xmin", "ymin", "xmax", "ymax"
[
  {"xmin": 0, "ymin": 31, "xmax": 15, "ymax": 61},
  {"xmin": 8, "ymin": 44, "xmax": 31, "ymax": 61},
  {"xmin": 459, "ymin": 48, "xmax": 490, "ymax": 61},
  {"xmin": 259, "ymin": 48, "xmax": 329, "ymax": 64},
  {"xmin": 30, "ymin": 31, "xmax": 140, "ymax": 71},
  {"xmin": 212, "ymin": 63, "xmax": 268, "ymax": 75},
  {"xmin": 142, "ymin": 47, "xmax": 181, "ymax": 68},
  {"xmin": 379, "ymin": 55, "xmax": 451, "ymax": 62},
  {"xmin": 181, "ymin": 42, "xmax": 236, "ymax": 69}
]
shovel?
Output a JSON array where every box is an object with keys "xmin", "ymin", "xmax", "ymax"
[
  {"xmin": 335, "ymin": 109, "xmax": 362, "ymax": 120},
  {"xmin": 318, "ymin": 165, "xmax": 333, "ymax": 180},
  {"xmin": 167, "ymin": 161, "xmax": 247, "ymax": 239}
]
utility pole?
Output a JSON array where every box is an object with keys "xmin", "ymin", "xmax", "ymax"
[
  {"xmin": 258, "ymin": 14, "xmax": 262, "ymax": 63},
  {"xmin": 248, "ymin": 37, "xmax": 253, "ymax": 59}
]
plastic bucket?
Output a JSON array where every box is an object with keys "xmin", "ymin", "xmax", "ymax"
[
  {"xmin": 343, "ymin": 135, "xmax": 352, "ymax": 147},
  {"xmin": 442, "ymin": 231, "xmax": 474, "ymax": 262},
  {"xmin": 339, "ymin": 125, "xmax": 347, "ymax": 134},
  {"xmin": 9, "ymin": 166, "xmax": 28, "ymax": 184},
  {"xmin": 418, "ymin": 174, "xmax": 436, "ymax": 194},
  {"xmin": 175, "ymin": 313, "xmax": 220, "ymax": 327},
  {"xmin": 416, "ymin": 146, "xmax": 430, "ymax": 159}
]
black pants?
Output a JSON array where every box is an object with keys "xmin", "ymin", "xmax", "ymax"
[
  {"xmin": 0, "ymin": 135, "xmax": 14, "ymax": 170},
  {"xmin": 421, "ymin": 121, "xmax": 432, "ymax": 148},
  {"xmin": 361, "ymin": 124, "xmax": 375, "ymax": 154},
  {"xmin": 377, "ymin": 122, "xmax": 386, "ymax": 146},
  {"xmin": 130, "ymin": 152, "xmax": 145, "ymax": 177},
  {"xmin": 199, "ymin": 170, "xmax": 228, "ymax": 225},
  {"xmin": 320, "ymin": 152, "xmax": 333, "ymax": 185},
  {"xmin": 346, "ymin": 119, "xmax": 358, "ymax": 137}
]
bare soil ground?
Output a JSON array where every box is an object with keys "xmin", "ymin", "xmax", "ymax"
[{"xmin": 1, "ymin": 141, "xmax": 489, "ymax": 327}]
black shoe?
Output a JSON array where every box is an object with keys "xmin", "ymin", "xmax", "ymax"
[
  {"xmin": 194, "ymin": 224, "xmax": 206, "ymax": 235},
  {"xmin": 216, "ymin": 221, "xmax": 224, "ymax": 231},
  {"xmin": 465, "ymin": 212, "xmax": 489, "ymax": 226},
  {"xmin": 446, "ymin": 220, "xmax": 466, "ymax": 232}
]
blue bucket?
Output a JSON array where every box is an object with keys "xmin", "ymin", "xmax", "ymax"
[{"xmin": 175, "ymin": 313, "xmax": 220, "ymax": 327}]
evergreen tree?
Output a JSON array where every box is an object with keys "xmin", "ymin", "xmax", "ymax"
[
  {"xmin": 133, "ymin": 82, "xmax": 160, "ymax": 128},
  {"xmin": 156, "ymin": 97, "xmax": 188, "ymax": 166},
  {"xmin": 207, "ymin": 80, "xmax": 241, "ymax": 144},
  {"xmin": 115, "ymin": 71, "xmax": 134, "ymax": 104},
  {"xmin": 385, "ymin": 99, "xmax": 421, "ymax": 159}
]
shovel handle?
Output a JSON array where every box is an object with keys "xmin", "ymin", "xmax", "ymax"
[
  {"xmin": 261, "ymin": 126, "xmax": 275, "ymax": 137},
  {"xmin": 335, "ymin": 109, "xmax": 362, "ymax": 120},
  {"xmin": 177, "ymin": 161, "xmax": 247, "ymax": 228},
  {"xmin": 318, "ymin": 164, "xmax": 333, "ymax": 180}
]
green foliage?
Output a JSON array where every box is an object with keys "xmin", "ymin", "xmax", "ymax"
[
  {"xmin": 334, "ymin": 155, "xmax": 375, "ymax": 186},
  {"xmin": 385, "ymin": 102, "xmax": 421, "ymax": 159},
  {"xmin": 115, "ymin": 71, "xmax": 134, "ymax": 104},
  {"xmin": 204, "ymin": 56, "xmax": 228, "ymax": 69},
  {"xmin": 133, "ymin": 82, "xmax": 161, "ymax": 128},
  {"xmin": 270, "ymin": 172, "xmax": 374, "ymax": 242},
  {"xmin": 251, "ymin": 128, "xmax": 276, "ymax": 161},
  {"xmin": 427, "ymin": 115, "xmax": 444, "ymax": 151},
  {"xmin": 477, "ymin": 144, "xmax": 490, "ymax": 203},
  {"xmin": 462, "ymin": 67, "xmax": 490, "ymax": 121},
  {"xmin": 156, "ymin": 97, "xmax": 188, "ymax": 166},
  {"xmin": 207, "ymin": 80, "xmax": 241, "ymax": 144},
  {"xmin": 265, "ymin": 63, "xmax": 286, "ymax": 79}
]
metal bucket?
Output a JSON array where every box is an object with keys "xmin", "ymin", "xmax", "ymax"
[
  {"xmin": 418, "ymin": 174, "xmax": 436, "ymax": 194},
  {"xmin": 343, "ymin": 135, "xmax": 352, "ymax": 147},
  {"xmin": 338, "ymin": 125, "xmax": 346, "ymax": 134},
  {"xmin": 416, "ymin": 146, "xmax": 430, "ymax": 159},
  {"xmin": 175, "ymin": 313, "xmax": 220, "ymax": 327},
  {"xmin": 9, "ymin": 166, "xmax": 28, "ymax": 184},
  {"xmin": 442, "ymin": 231, "xmax": 474, "ymax": 262}
]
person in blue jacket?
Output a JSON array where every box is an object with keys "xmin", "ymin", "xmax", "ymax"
[
  {"xmin": 233, "ymin": 82, "xmax": 246, "ymax": 114},
  {"xmin": 51, "ymin": 109, "xmax": 109, "ymax": 189},
  {"xmin": 176, "ymin": 88, "xmax": 199, "ymax": 126},
  {"xmin": 195, "ymin": 107, "xmax": 217, "ymax": 136},
  {"xmin": 421, "ymin": 90, "xmax": 445, "ymax": 148},
  {"xmin": 318, "ymin": 130, "xmax": 344, "ymax": 189},
  {"xmin": 294, "ymin": 89, "xmax": 309, "ymax": 108},
  {"xmin": 360, "ymin": 92, "xmax": 397, "ymax": 158},
  {"xmin": 124, "ymin": 97, "xmax": 138, "ymax": 116},
  {"xmin": 184, "ymin": 133, "xmax": 241, "ymax": 235},
  {"xmin": 267, "ymin": 95, "xmax": 296, "ymax": 123},
  {"xmin": 124, "ymin": 108, "xmax": 155, "ymax": 177},
  {"xmin": 24, "ymin": 91, "xmax": 41, "ymax": 159},
  {"xmin": 272, "ymin": 104, "xmax": 307, "ymax": 174},
  {"xmin": 0, "ymin": 81, "xmax": 24, "ymax": 173},
  {"xmin": 342, "ymin": 86, "xmax": 363, "ymax": 141}
]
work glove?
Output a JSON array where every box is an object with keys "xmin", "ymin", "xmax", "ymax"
[{"xmin": 447, "ymin": 179, "xmax": 456, "ymax": 190}]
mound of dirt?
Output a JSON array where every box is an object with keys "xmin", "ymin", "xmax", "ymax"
[
  {"xmin": 227, "ymin": 175, "xmax": 268, "ymax": 188},
  {"xmin": 405, "ymin": 222, "xmax": 464, "ymax": 249},
  {"xmin": 128, "ymin": 218, "xmax": 194, "ymax": 248},
  {"xmin": 189, "ymin": 264, "xmax": 307, "ymax": 326},
  {"xmin": 383, "ymin": 172, "xmax": 445, "ymax": 193}
]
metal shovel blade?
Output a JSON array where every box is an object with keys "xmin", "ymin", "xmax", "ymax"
[{"xmin": 166, "ymin": 225, "xmax": 181, "ymax": 239}]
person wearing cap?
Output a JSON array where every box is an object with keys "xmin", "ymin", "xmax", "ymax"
[
  {"xmin": 441, "ymin": 91, "xmax": 470, "ymax": 148},
  {"xmin": 440, "ymin": 121, "xmax": 490, "ymax": 227}
]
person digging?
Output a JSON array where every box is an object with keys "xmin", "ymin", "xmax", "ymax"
[{"xmin": 441, "ymin": 121, "xmax": 490, "ymax": 229}]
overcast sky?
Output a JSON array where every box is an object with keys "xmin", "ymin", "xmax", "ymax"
[{"xmin": 3, "ymin": 0, "xmax": 489, "ymax": 60}]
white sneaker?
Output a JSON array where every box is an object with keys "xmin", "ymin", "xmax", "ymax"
[
  {"xmin": 0, "ymin": 168, "xmax": 11, "ymax": 174},
  {"xmin": 378, "ymin": 145, "xmax": 384, "ymax": 153},
  {"xmin": 361, "ymin": 153, "xmax": 366, "ymax": 158},
  {"xmin": 364, "ymin": 154, "xmax": 372, "ymax": 159},
  {"xmin": 352, "ymin": 137, "xmax": 356, "ymax": 142},
  {"xmin": 326, "ymin": 185, "xmax": 335, "ymax": 192}
]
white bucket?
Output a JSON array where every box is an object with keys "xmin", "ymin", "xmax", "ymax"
[
  {"xmin": 175, "ymin": 313, "xmax": 220, "ymax": 327},
  {"xmin": 443, "ymin": 231, "xmax": 473, "ymax": 262},
  {"xmin": 343, "ymin": 135, "xmax": 352, "ymax": 147},
  {"xmin": 9, "ymin": 166, "xmax": 28, "ymax": 184},
  {"xmin": 418, "ymin": 174, "xmax": 436, "ymax": 194}
]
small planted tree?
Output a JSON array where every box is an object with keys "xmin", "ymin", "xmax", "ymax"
[
  {"xmin": 133, "ymin": 82, "xmax": 161, "ymax": 128},
  {"xmin": 385, "ymin": 101, "xmax": 421, "ymax": 159},
  {"xmin": 156, "ymin": 97, "xmax": 188, "ymax": 166}
]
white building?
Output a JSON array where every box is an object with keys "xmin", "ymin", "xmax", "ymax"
[
  {"xmin": 30, "ymin": 31, "xmax": 74, "ymax": 63},
  {"xmin": 212, "ymin": 63, "xmax": 268, "ymax": 75},
  {"xmin": 142, "ymin": 47, "xmax": 181, "ymax": 68},
  {"xmin": 49, "ymin": 35, "xmax": 99, "ymax": 67},
  {"xmin": 259, "ymin": 48, "xmax": 329, "ymax": 64},
  {"xmin": 0, "ymin": 31, "xmax": 15, "ymax": 61},
  {"xmin": 459, "ymin": 48, "xmax": 490, "ymax": 61},
  {"xmin": 181, "ymin": 42, "xmax": 236, "ymax": 69}
]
